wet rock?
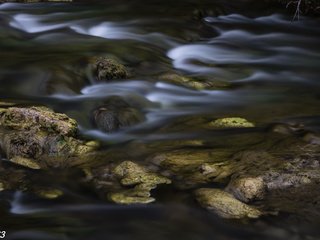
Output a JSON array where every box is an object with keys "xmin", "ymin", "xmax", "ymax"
[
  {"xmin": 113, "ymin": 161, "xmax": 171, "ymax": 186},
  {"xmin": 0, "ymin": 101, "xmax": 17, "ymax": 107},
  {"xmin": 195, "ymin": 188, "xmax": 262, "ymax": 219},
  {"xmin": 93, "ymin": 96, "xmax": 144, "ymax": 132},
  {"xmin": 90, "ymin": 57, "xmax": 128, "ymax": 82},
  {"xmin": 0, "ymin": 106, "xmax": 77, "ymax": 136},
  {"xmin": 0, "ymin": 105, "xmax": 99, "ymax": 169},
  {"xmin": 149, "ymin": 130, "xmax": 320, "ymax": 218},
  {"xmin": 225, "ymin": 147, "xmax": 320, "ymax": 206},
  {"xmin": 109, "ymin": 161, "xmax": 171, "ymax": 204},
  {"xmin": 302, "ymin": 132, "xmax": 320, "ymax": 145},
  {"xmin": 34, "ymin": 188, "xmax": 64, "ymax": 199},
  {"xmin": 192, "ymin": 6, "xmax": 227, "ymax": 19},
  {"xmin": 209, "ymin": 117, "xmax": 255, "ymax": 128},
  {"xmin": 158, "ymin": 73, "xmax": 230, "ymax": 90},
  {"xmin": 109, "ymin": 190, "xmax": 155, "ymax": 204},
  {"xmin": 226, "ymin": 177, "xmax": 265, "ymax": 203},
  {"xmin": 151, "ymin": 150, "xmax": 212, "ymax": 173},
  {"xmin": 10, "ymin": 156, "xmax": 42, "ymax": 170},
  {"xmin": 149, "ymin": 149, "xmax": 233, "ymax": 189},
  {"xmin": 0, "ymin": 163, "xmax": 28, "ymax": 191},
  {"xmin": 270, "ymin": 122, "xmax": 304, "ymax": 135},
  {"xmin": 150, "ymin": 150, "xmax": 229, "ymax": 177}
]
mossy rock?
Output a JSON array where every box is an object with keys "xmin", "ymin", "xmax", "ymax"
[
  {"xmin": 195, "ymin": 188, "xmax": 263, "ymax": 219},
  {"xmin": 90, "ymin": 57, "xmax": 128, "ymax": 81},
  {"xmin": 34, "ymin": 188, "xmax": 64, "ymax": 199},
  {"xmin": 158, "ymin": 73, "xmax": 231, "ymax": 90},
  {"xmin": 209, "ymin": 117, "xmax": 255, "ymax": 128},
  {"xmin": 109, "ymin": 190, "xmax": 155, "ymax": 205},
  {"xmin": 0, "ymin": 106, "xmax": 77, "ymax": 136},
  {"xmin": 109, "ymin": 161, "xmax": 171, "ymax": 204},
  {"xmin": 150, "ymin": 150, "xmax": 230, "ymax": 174},
  {"xmin": 0, "ymin": 105, "xmax": 99, "ymax": 169}
]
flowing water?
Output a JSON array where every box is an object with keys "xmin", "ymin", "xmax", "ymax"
[{"xmin": 0, "ymin": 1, "xmax": 320, "ymax": 239}]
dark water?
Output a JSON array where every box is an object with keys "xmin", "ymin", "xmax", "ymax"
[{"xmin": 0, "ymin": 1, "xmax": 320, "ymax": 239}]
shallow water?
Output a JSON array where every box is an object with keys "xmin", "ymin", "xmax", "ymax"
[{"xmin": 0, "ymin": 1, "xmax": 320, "ymax": 239}]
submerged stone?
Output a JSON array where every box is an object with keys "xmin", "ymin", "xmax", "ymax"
[
  {"xmin": 158, "ymin": 73, "xmax": 230, "ymax": 90},
  {"xmin": 113, "ymin": 160, "xmax": 171, "ymax": 186},
  {"xmin": 0, "ymin": 164, "xmax": 28, "ymax": 191},
  {"xmin": 10, "ymin": 156, "xmax": 41, "ymax": 170},
  {"xmin": 220, "ymin": 143, "xmax": 320, "ymax": 219},
  {"xmin": 34, "ymin": 188, "xmax": 64, "ymax": 199},
  {"xmin": 109, "ymin": 161, "xmax": 171, "ymax": 204},
  {"xmin": 150, "ymin": 150, "xmax": 231, "ymax": 174},
  {"xmin": 209, "ymin": 117, "xmax": 255, "ymax": 128},
  {"xmin": 195, "ymin": 188, "xmax": 262, "ymax": 219},
  {"xmin": 109, "ymin": 191, "xmax": 155, "ymax": 205},
  {"xmin": 93, "ymin": 96, "xmax": 144, "ymax": 133}
]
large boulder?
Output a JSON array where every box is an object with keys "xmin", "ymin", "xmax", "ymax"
[{"xmin": 0, "ymin": 105, "xmax": 99, "ymax": 169}]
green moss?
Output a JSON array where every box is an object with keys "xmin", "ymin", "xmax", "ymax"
[
  {"xmin": 0, "ymin": 182, "xmax": 4, "ymax": 191},
  {"xmin": 209, "ymin": 117, "xmax": 255, "ymax": 128},
  {"xmin": 195, "ymin": 188, "xmax": 263, "ymax": 219},
  {"xmin": 113, "ymin": 161, "xmax": 171, "ymax": 186},
  {"xmin": 0, "ymin": 105, "xmax": 100, "ymax": 169},
  {"xmin": 90, "ymin": 57, "xmax": 128, "ymax": 81},
  {"xmin": 109, "ymin": 191, "xmax": 155, "ymax": 205},
  {"xmin": 158, "ymin": 73, "xmax": 231, "ymax": 90},
  {"xmin": 0, "ymin": 106, "xmax": 77, "ymax": 136},
  {"xmin": 110, "ymin": 161, "xmax": 171, "ymax": 204},
  {"xmin": 10, "ymin": 156, "xmax": 41, "ymax": 170},
  {"xmin": 35, "ymin": 188, "xmax": 64, "ymax": 199}
]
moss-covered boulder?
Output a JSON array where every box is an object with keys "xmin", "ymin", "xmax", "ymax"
[
  {"xmin": 0, "ymin": 106, "xmax": 77, "ymax": 136},
  {"xmin": 0, "ymin": 105, "xmax": 99, "ymax": 169}
]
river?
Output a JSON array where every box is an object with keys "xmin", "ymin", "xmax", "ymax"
[{"xmin": 0, "ymin": 1, "xmax": 320, "ymax": 239}]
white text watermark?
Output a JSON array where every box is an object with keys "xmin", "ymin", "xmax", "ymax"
[{"xmin": 0, "ymin": 229, "xmax": 6, "ymax": 239}]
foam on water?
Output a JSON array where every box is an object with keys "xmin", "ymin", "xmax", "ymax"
[
  {"xmin": 167, "ymin": 14, "xmax": 320, "ymax": 80},
  {"xmin": 7, "ymin": 12, "xmax": 177, "ymax": 47}
]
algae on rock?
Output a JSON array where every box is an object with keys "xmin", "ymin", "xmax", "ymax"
[
  {"xmin": 109, "ymin": 161, "xmax": 171, "ymax": 204},
  {"xmin": 90, "ymin": 57, "xmax": 128, "ymax": 82},
  {"xmin": 209, "ymin": 117, "xmax": 255, "ymax": 128},
  {"xmin": 195, "ymin": 188, "xmax": 263, "ymax": 219},
  {"xmin": 0, "ymin": 105, "xmax": 99, "ymax": 169},
  {"xmin": 158, "ymin": 73, "xmax": 231, "ymax": 91}
]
